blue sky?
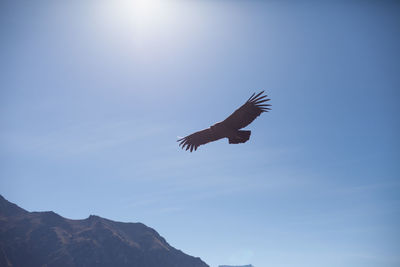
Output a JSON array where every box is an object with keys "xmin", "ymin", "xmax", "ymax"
[{"xmin": 1, "ymin": 1, "xmax": 399, "ymax": 266}]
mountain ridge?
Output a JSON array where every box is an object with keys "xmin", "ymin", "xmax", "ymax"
[{"xmin": 0, "ymin": 195, "xmax": 209, "ymax": 267}]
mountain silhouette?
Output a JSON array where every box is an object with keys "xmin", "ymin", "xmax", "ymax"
[{"xmin": 0, "ymin": 195, "xmax": 209, "ymax": 267}]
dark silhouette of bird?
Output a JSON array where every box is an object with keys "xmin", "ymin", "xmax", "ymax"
[{"xmin": 178, "ymin": 91, "xmax": 271, "ymax": 152}]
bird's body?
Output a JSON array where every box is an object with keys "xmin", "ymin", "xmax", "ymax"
[
  {"xmin": 210, "ymin": 122, "xmax": 250, "ymax": 144},
  {"xmin": 178, "ymin": 91, "xmax": 271, "ymax": 152}
]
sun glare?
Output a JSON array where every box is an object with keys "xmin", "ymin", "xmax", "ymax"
[{"xmin": 98, "ymin": 0, "xmax": 176, "ymax": 37}]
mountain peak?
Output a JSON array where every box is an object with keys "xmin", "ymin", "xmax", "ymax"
[{"xmin": 0, "ymin": 194, "xmax": 28, "ymax": 217}]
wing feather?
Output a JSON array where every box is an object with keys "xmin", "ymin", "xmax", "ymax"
[
  {"xmin": 177, "ymin": 128, "xmax": 223, "ymax": 152},
  {"xmin": 222, "ymin": 91, "xmax": 271, "ymax": 130}
]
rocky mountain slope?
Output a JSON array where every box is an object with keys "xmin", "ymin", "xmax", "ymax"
[{"xmin": 0, "ymin": 195, "xmax": 208, "ymax": 267}]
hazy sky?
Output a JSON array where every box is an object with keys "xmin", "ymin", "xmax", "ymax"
[{"xmin": 1, "ymin": 1, "xmax": 399, "ymax": 266}]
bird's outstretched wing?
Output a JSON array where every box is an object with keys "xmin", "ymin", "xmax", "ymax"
[
  {"xmin": 222, "ymin": 91, "xmax": 271, "ymax": 130},
  {"xmin": 177, "ymin": 128, "xmax": 223, "ymax": 152}
]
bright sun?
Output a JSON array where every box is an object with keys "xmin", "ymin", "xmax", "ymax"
[{"xmin": 98, "ymin": 0, "xmax": 175, "ymax": 36}]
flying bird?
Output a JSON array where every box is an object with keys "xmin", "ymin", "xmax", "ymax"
[{"xmin": 178, "ymin": 91, "xmax": 271, "ymax": 152}]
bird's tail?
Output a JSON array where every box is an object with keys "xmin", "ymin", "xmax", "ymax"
[{"xmin": 229, "ymin": 130, "xmax": 251, "ymax": 144}]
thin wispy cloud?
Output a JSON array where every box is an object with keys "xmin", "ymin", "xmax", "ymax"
[{"xmin": 1, "ymin": 119, "xmax": 172, "ymax": 157}]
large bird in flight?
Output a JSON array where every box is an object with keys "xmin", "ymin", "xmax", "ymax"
[{"xmin": 178, "ymin": 91, "xmax": 271, "ymax": 152}]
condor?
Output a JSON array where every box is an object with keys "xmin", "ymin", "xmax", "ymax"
[{"xmin": 178, "ymin": 91, "xmax": 271, "ymax": 152}]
